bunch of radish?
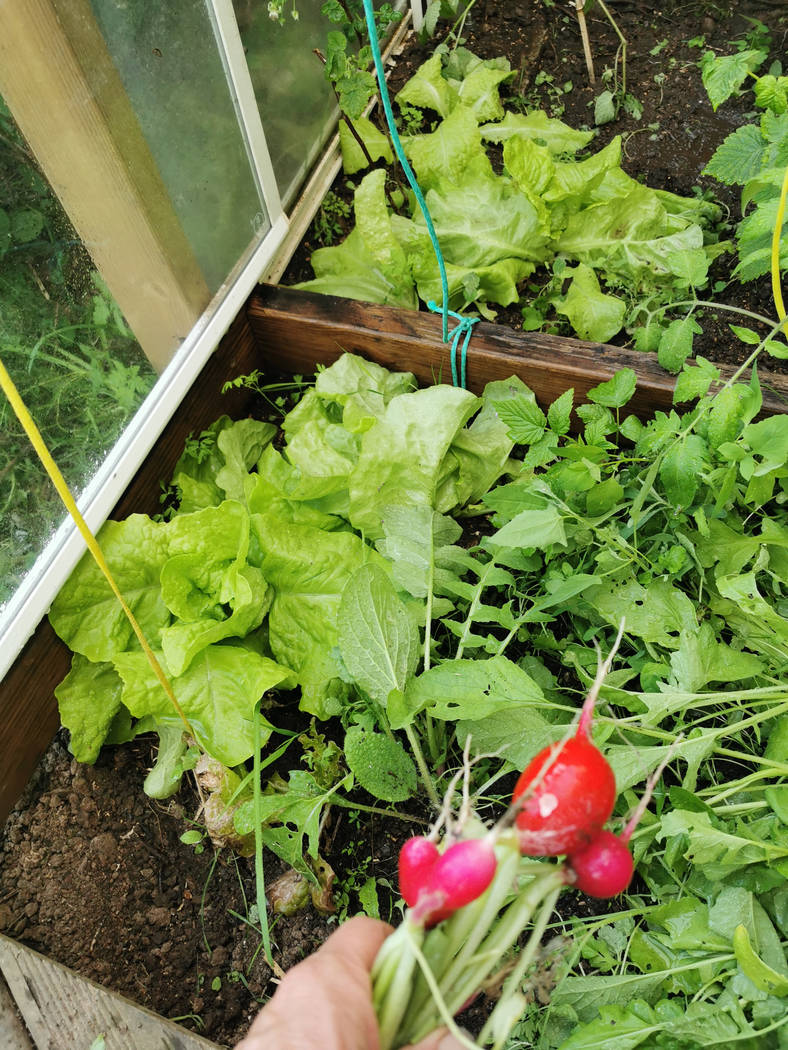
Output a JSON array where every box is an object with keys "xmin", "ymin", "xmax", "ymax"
[{"xmin": 372, "ymin": 629, "xmax": 666, "ymax": 1050}]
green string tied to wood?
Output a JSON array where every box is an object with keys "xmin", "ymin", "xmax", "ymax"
[
  {"xmin": 427, "ymin": 300, "xmax": 479, "ymax": 389},
  {"xmin": 360, "ymin": 0, "xmax": 477, "ymax": 387}
]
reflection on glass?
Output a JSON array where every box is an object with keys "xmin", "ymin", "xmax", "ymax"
[
  {"xmin": 89, "ymin": 0, "xmax": 269, "ymax": 291},
  {"xmin": 0, "ymin": 94, "xmax": 156, "ymax": 610},
  {"xmin": 234, "ymin": 0, "xmax": 340, "ymax": 207}
]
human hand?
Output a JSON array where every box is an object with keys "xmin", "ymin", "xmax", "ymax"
[{"xmin": 234, "ymin": 915, "xmax": 467, "ymax": 1050}]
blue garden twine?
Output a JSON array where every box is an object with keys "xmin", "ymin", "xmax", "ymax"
[
  {"xmin": 427, "ymin": 300, "xmax": 479, "ymax": 389},
  {"xmin": 360, "ymin": 0, "xmax": 477, "ymax": 387}
]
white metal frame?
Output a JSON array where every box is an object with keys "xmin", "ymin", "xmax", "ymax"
[{"xmin": 0, "ymin": 0, "xmax": 290, "ymax": 682}]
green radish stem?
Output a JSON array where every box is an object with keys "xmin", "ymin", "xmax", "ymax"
[
  {"xmin": 477, "ymin": 883, "xmax": 562, "ymax": 1047},
  {"xmin": 405, "ymin": 724, "xmax": 441, "ymax": 807},
  {"xmin": 406, "ymin": 935, "xmax": 482, "ymax": 1050},
  {"xmin": 401, "ymin": 860, "xmax": 566, "ymax": 1044},
  {"xmin": 375, "ymin": 920, "xmax": 425, "ymax": 1050},
  {"xmin": 437, "ymin": 867, "xmax": 567, "ymax": 1029}
]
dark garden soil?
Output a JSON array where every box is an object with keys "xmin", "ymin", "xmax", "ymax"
[
  {"xmin": 2, "ymin": 3, "xmax": 787, "ymax": 1049},
  {"xmin": 284, "ymin": 0, "xmax": 788, "ymax": 377},
  {"xmin": 0, "ymin": 731, "xmax": 417, "ymax": 1047}
]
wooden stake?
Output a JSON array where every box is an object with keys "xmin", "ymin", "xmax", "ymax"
[{"xmin": 576, "ymin": 0, "xmax": 596, "ymax": 86}]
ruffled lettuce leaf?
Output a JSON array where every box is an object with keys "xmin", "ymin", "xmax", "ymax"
[
  {"xmin": 347, "ymin": 384, "xmax": 479, "ymax": 538},
  {"xmin": 555, "ymin": 183, "xmax": 707, "ymax": 290},
  {"xmin": 294, "ymin": 169, "xmax": 417, "ymax": 309},
  {"xmin": 403, "ymin": 104, "xmax": 493, "ymax": 192},
  {"xmin": 49, "ymin": 515, "xmax": 172, "ymax": 662},
  {"xmin": 251, "ymin": 512, "xmax": 386, "ymax": 716},
  {"xmin": 339, "ymin": 116, "xmax": 393, "ymax": 175},
  {"xmin": 480, "ymin": 109, "xmax": 595, "ymax": 154},
  {"xmin": 114, "ymin": 644, "xmax": 293, "ymax": 768}
]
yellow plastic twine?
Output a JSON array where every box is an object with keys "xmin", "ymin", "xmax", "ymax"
[
  {"xmin": 0, "ymin": 357, "xmax": 194, "ymax": 737},
  {"xmin": 771, "ymin": 164, "xmax": 788, "ymax": 323}
]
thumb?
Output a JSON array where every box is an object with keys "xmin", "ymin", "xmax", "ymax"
[{"xmin": 404, "ymin": 1027, "xmax": 471, "ymax": 1050}]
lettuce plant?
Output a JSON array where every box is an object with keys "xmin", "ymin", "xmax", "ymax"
[{"xmin": 293, "ymin": 46, "xmax": 723, "ymax": 336}]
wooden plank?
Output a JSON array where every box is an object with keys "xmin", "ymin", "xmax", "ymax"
[
  {"xmin": 248, "ymin": 284, "xmax": 788, "ymax": 420},
  {"xmin": 0, "ymin": 311, "xmax": 260, "ymax": 827},
  {"xmin": 0, "ymin": 934, "xmax": 222, "ymax": 1050},
  {"xmin": 0, "ymin": 0, "xmax": 210, "ymax": 371},
  {"xmin": 0, "ymin": 968, "xmax": 33, "ymax": 1050}
]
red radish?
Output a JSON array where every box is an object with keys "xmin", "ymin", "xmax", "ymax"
[
  {"xmin": 567, "ymin": 737, "xmax": 679, "ymax": 898},
  {"xmin": 398, "ymin": 836, "xmax": 440, "ymax": 907},
  {"xmin": 512, "ymin": 735, "xmax": 616, "ymax": 857},
  {"xmin": 401, "ymin": 837, "xmax": 497, "ymax": 926},
  {"xmin": 511, "ymin": 632, "xmax": 622, "ymax": 857},
  {"xmin": 567, "ymin": 829, "xmax": 634, "ymax": 897}
]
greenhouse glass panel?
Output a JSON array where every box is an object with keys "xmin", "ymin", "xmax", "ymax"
[
  {"xmin": 233, "ymin": 0, "xmax": 339, "ymax": 208},
  {"xmin": 89, "ymin": 0, "xmax": 268, "ymax": 292},
  {"xmin": 0, "ymin": 93, "xmax": 156, "ymax": 613}
]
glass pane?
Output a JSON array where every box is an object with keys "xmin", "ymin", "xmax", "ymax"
[
  {"xmin": 234, "ymin": 0, "xmax": 340, "ymax": 207},
  {"xmin": 89, "ymin": 0, "xmax": 269, "ymax": 292},
  {"xmin": 0, "ymin": 94, "xmax": 156, "ymax": 611}
]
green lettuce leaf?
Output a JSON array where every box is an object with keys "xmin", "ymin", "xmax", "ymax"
[
  {"xmin": 555, "ymin": 184, "xmax": 706, "ymax": 288},
  {"xmin": 339, "ymin": 116, "xmax": 394, "ymax": 175},
  {"xmin": 49, "ymin": 515, "xmax": 172, "ymax": 662},
  {"xmin": 417, "ymin": 171, "xmax": 551, "ymax": 267},
  {"xmin": 443, "ymin": 377, "xmax": 522, "ymax": 506},
  {"xmin": 348, "ymin": 384, "xmax": 478, "ymax": 538},
  {"xmin": 114, "ymin": 644, "xmax": 293, "ymax": 767},
  {"xmin": 169, "ymin": 416, "xmax": 233, "ymax": 513},
  {"xmin": 54, "ymin": 655, "xmax": 125, "ymax": 763},
  {"xmin": 554, "ymin": 263, "xmax": 626, "ymax": 342},
  {"xmin": 403, "ymin": 104, "xmax": 492, "ymax": 192},
  {"xmin": 395, "ymin": 51, "xmax": 458, "ymax": 117},
  {"xmin": 214, "ymin": 418, "xmax": 277, "ymax": 503},
  {"xmin": 252, "ymin": 512, "xmax": 385, "ymax": 714},
  {"xmin": 453, "ymin": 63, "xmax": 511, "ymax": 122},
  {"xmin": 481, "ymin": 109, "xmax": 595, "ymax": 154},
  {"xmin": 293, "ymin": 169, "xmax": 418, "ymax": 309}
]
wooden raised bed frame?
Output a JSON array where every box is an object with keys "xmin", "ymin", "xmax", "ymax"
[{"xmin": 0, "ymin": 283, "xmax": 786, "ymax": 1042}]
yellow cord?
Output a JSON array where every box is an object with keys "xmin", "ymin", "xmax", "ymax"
[
  {"xmin": 771, "ymin": 164, "xmax": 788, "ymax": 323},
  {"xmin": 0, "ymin": 357, "xmax": 194, "ymax": 737}
]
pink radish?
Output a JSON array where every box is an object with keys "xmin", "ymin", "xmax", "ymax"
[
  {"xmin": 398, "ymin": 836, "xmax": 440, "ymax": 907},
  {"xmin": 512, "ymin": 735, "xmax": 616, "ymax": 857},
  {"xmin": 567, "ymin": 740, "xmax": 678, "ymax": 898},
  {"xmin": 400, "ymin": 836, "xmax": 497, "ymax": 926}
]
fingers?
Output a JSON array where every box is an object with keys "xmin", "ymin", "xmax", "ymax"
[
  {"xmin": 404, "ymin": 1027, "xmax": 469, "ymax": 1050},
  {"xmin": 320, "ymin": 915, "xmax": 394, "ymax": 970},
  {"xmin": 234, "ymin": 917, "xmax": 395, "ymax": 1050}
]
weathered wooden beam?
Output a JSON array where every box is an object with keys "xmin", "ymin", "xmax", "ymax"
[
  {"xmin": 0, "ymin": 934, "xmax": 221, "ymax": 1050},
  {"xmin": 248, "ymin": 284, "xmax": 788, "ymax": 419},
  {"xmin": 0, "ymin": 968, "xmax": 32, "ymax": 1050}
]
